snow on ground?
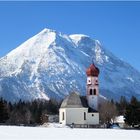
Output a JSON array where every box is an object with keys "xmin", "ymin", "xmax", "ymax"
[
  {"xmin": 0, "ymin": 125, "xmax": 140, "ymax": 140},
  {"xmin": 42, "ymin": 122, "xmax": 69, "ymax": 128}
]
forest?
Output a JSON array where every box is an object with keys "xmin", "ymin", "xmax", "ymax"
[
  {"xmin": 0, "ymin": 98, "xmax": 60, "ymax": 125},
  {"xmin": 0, "ymin": 95, "xmax": 140, "ymax": 128}
]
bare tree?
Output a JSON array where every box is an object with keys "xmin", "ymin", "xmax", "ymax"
[{"xmin": 99, "ymin": 100, "xmax": 118, "ymax": 125}]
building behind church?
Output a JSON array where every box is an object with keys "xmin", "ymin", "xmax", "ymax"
[{"xmin": 59, "ymin": 63, "xmax": 100, "ymax": 127}]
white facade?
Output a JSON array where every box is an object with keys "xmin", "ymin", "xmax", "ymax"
[{"xmin": 59, "ymin": 108, "xmax": 99, "ymax": 125}]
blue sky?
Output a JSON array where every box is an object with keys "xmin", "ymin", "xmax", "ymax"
[{"xmin": 0, "ymin": 1, "xmax": 140, "ymax": 70}]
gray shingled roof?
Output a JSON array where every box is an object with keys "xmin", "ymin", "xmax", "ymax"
[
  {"xmin": 60, "ymin": 92, "xmax": 85, "ymax": 108},
  {"xmin": 60, "ymin": 92, "xmax": 98, "ymax": 112}
]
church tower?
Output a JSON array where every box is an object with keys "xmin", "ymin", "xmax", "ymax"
[{"xmin": 86, "ymin": 63, "xmax": 99, "ymax": 111}]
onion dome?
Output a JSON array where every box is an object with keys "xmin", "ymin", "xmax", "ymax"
[{"xmin": 86, "ymin": 64, "xmax": 99, "ymax": 76}]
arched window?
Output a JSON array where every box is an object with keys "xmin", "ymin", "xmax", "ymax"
[
  {"xmin": 94, "ymin": 89, "xmax": 96, "ymax": 95},
  {"xmin": 62, "ymin": 112, "xmax": 65, "ymax": 120},
  {"xmin": 90, "ymin": 89, "xmax": 92, "ymax": 95},
  {"xmin": 84, "ymin": 112, "xmax": 86, "ymax": 120}
]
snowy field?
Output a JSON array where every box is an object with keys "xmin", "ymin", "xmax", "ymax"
[{"xmin": 0, "ymin": 125, "xmax": 140, "ymax": 140}]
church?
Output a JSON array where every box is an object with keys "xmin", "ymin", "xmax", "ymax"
[{"xmin": 59, "ymin": 63, "xmax": 100, "ymax": 127}]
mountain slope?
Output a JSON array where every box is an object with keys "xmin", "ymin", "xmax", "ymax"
[{"xmin": 0, "ymin": 28, "xmax": 140, "ymax": 102}]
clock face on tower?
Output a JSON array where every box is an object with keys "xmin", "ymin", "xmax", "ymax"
[{"xmin": 87, "ymin": 77, "xmax": 92, "ymax": 85}]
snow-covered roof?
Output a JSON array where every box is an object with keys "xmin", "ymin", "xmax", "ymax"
[{"xmin": 115, "ymin": 116, "xmax": 125, "ymax": 123}]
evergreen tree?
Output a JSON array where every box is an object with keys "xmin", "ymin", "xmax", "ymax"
[
  {"xmin": 0, "ymin": 98, "xmax": 60, "ymax": 125},
  {"xmin": 125, "ymin": 96, "xmax": 140, "ymax": 127},
  {"xmin": 0, "ymin": 98, "xmax": 9, "ymax": 123},
  {"xmin": 116, "ymin": 96, "xmax": 128, "ymax": 115}
]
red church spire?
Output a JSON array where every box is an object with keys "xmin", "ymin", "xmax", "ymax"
[{"xmin": 86, "ymin": 63, "xmax": 99, "ymax": 77}]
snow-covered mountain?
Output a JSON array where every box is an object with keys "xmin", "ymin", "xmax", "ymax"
[{"xmin": 0, "ymin": 28, "xmax": 140, "ymax": 102}]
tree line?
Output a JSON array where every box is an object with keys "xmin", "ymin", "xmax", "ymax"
[
  {"xmin": 0, "ymin": 98, "xmax": 61, "ymax": 125},
  {"xmin": 0, "ymin": 95, "xmax": 140, "ymax": 128},
  {"xmin": 99, "ymin": 96, "xmax": 140, "ymax": 128}
]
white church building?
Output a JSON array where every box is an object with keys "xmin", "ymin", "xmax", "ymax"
[{"xmin": 59, "ymin": 63, "xmax": 100, "ymax": 127}]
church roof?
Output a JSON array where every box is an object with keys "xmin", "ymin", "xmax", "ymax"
[
  {"xmin": 60, "ymin": 92, "xmax": 84, "ymax": 108},
  {"xmin": 86, "ymin": 63, "xmax": 99, "ymax": 77},
  {"xmin": 60, "ymin": 92, "xmax": 97, "ymax": 112}
]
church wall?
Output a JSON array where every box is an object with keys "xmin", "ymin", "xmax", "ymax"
[
  {"xmin": 65, "ymin": 108, "xmax": 88, "ymax": 125},
  {"xmin": 59, "ymin": 108, "xmax": 66, "ymax": 125},
  {"xmin": 59, "ymin": 108, "xmax": 99, "ymax": 125},
  {"xmin": 87, "ymin": 112, "xmax": 99, "ymax": 124},
  {"xmin": 87, "ymin": 95, "xmax": 99, "ymax": 111},
  {"xmin": 59, "ymin": 108, "xmax": 88, "ymax": 125}
]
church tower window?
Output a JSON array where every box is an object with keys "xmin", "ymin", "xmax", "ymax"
[
  {"xmin": 90, "ymin": 89, "xmax": 92, "ymax": 95},
  {"xmin": 94, "ymin": 89, "xmax": 96, "ymax": 95}
]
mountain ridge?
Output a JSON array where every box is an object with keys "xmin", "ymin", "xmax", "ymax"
[{"xmin": 0, "ymin": 28, "xmax": 140, "ymax": 102}]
